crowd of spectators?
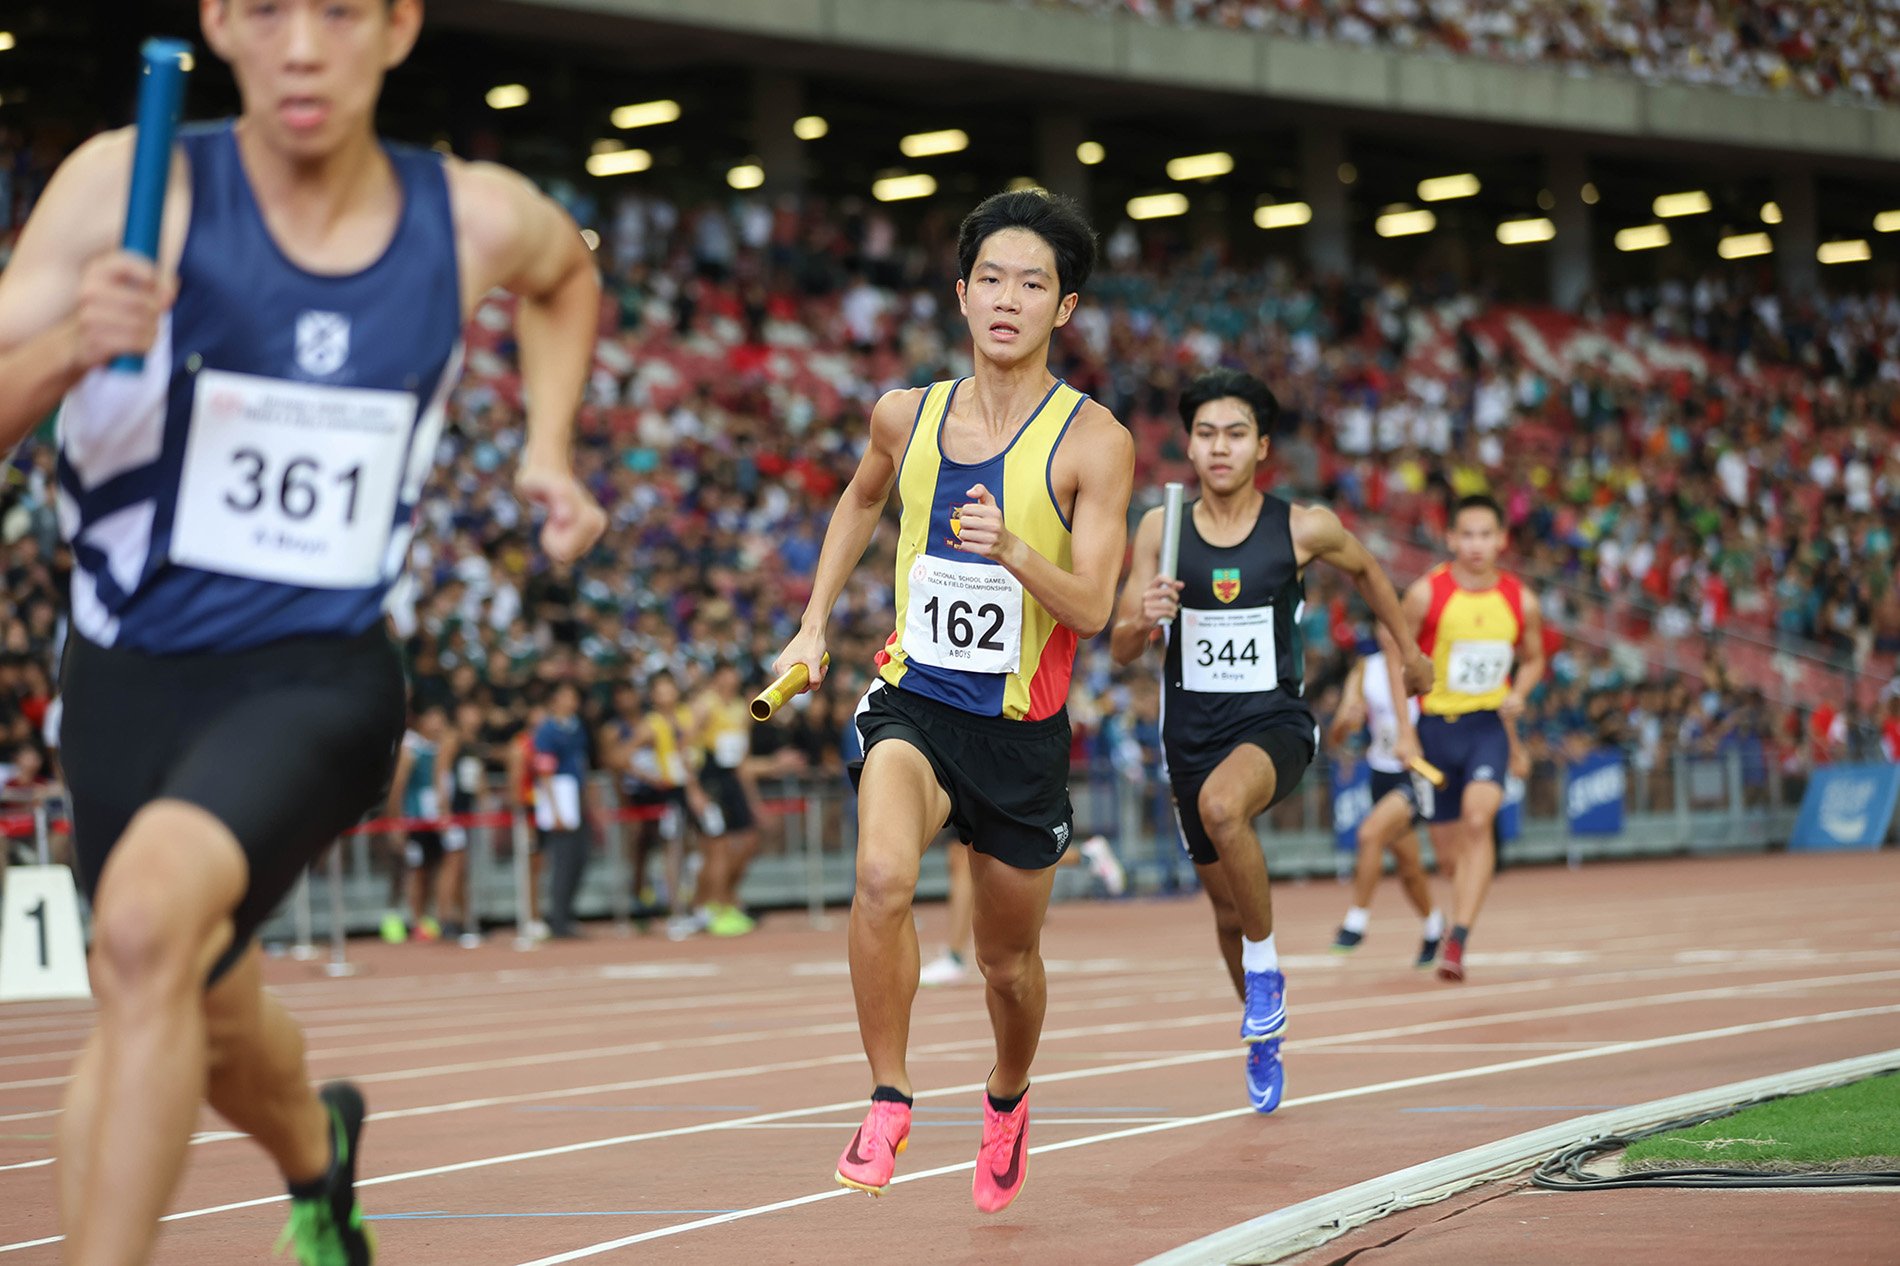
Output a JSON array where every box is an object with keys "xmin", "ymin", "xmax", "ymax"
[
  {"xmin": 2, "ymin": 181, "xmax": 1895, "ymax": 875},
  {"xmin": 997, "ymin": 0, "xmax": 1900, "ymax": 104}
]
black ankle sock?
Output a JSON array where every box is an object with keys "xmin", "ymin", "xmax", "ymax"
[
  {"xmin": 986, "ymin": 1086, "xmax": 1026, "ymax": 1115},
  {"xmin": 287, "ymin": 1171, "xmax": 328, "ymax": 1201},
  {"xmin": 287, "ymin": 1104, "xmax": 338, "ymax": 1200},
  {"xmin": 871, "ymin": 1085, "xmax": 913, "ymax": 1107},
  {"xmin": 1450, "ymin": 925, "xmax": 1470, "ymax": 948}
]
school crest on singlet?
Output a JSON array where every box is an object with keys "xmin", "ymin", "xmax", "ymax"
[{"xmin": 1212, "ymin": 568, "xmax": 1241, "ymax": 604}]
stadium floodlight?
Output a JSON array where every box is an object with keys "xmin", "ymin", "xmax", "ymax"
[
  {"xmin": 1717, "ymin": 232, "xmax": 1773, "ymax": 259},
  {"xmin": 0, "ymin": 32, "xmax": 14, "ymax": 51},
  {"xmin": 1760, "ymin": 201, "xmax": 1783, "ymax": 225},
  {"xmin": 612, "ymin": 99, "xmax": 681, "ymax": 130},
  {"xmin": 1127, "ymin": 192, "xmax": 1189, "ymax": 220},
  {"xmin": 793, "ymin": 115, "xmax": 829, "ymax": 141},
  {"xmin": 1614, "ymin": 224, "xmax": 1670, "ymax": 252},
  {"xmin": 873, "ymin": 173, "xmax": 938, "ymax": 202},
  {"xmin": 1375, "ymin": 208, "xmax": 1436, "ymax": 237},
  {"xmin": 586, "ymin": 148, "xmax": 652, "ymax": 177},
  {"xmin": 1417, "ymin": 173, "xmax": 1480, "ymax": 202},
  {"xmin": 1254, "ymin": 202, "xmax": 1312, "ymax": 230},
  {"xmin": 1166, "ymin": 152, "xmax": 1234, "ymax": 182},
  {"xmin": 1817, "ymin": 239, "xmax": 1871, "ymax": 265},
  {"xmin": 728, "ymin": 164, "xmax": 765, "ymax": 191},
  {"xmin": 1077, "ymin": 141, "xmax": 1105, "ymax": 166},
  {"xmin": 900, "ymin": 129, "xmax": 968, "ymax": 158},
  {"xmin": 485, "ymin": 84, "xmax": 529, "ymax": 110},
  {"xmin": 1496, "ymin": 217, "xmax": 1556, "ymax": 245},
  {"xmin": 1653, "ymin": 190, "xmax": 1711, "ymax": 218},
  {"xmin": 1875, "ymin": 210, "xmax": 1900, "ymax": 233}
]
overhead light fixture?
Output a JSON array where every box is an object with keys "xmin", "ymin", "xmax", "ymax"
[
  {"xmin": 1006, "ymin": 177, "xmax": 1044, "ymax": 192},
  {"xmin": 1875, "ymin": 210, "xmax": 1900, "ymax": 233},
  {"xmin": 611, "ymin": 99, "xmax": 681, "ymax": 130},
  {"xmin": 586, "ymin": 148, "xmax": 652, "ymax": 177},
  {"xmin": 1818, "ymin": 239, "xmax": 1871, "ymax": 264},
  {"xmin": 1717, "ymin": 232, "xmax": 1773, "ymax": 260},
  {"xmin": 872, "ymin": 173, "xmax": 937, "ymax": 202},
  {"xmin": 1615, "ymin": 224, "xmax": 1670, "ymax": 251},
  {"xmin": 1653, "ymin": 190, "xmax": 1711, "ymax": 218},
  {"xmin": 793, "ymin": 115, "xmax": 829, "ymax": 141},
  {"xmin": 0, "ymin": 32, "xmax": 15, "ymax": 52},
  {"xmin": 1076, "ymin": 141, "xmax": 1105, "ymax": 166},
  {"xmin": 1375, "ymin": 208, "xmax": 1436, "ymax": 237},
  {"xmin": 1166, "ymin": 152, "xmax": 1234, "ymax": 182},
  {"xmin": 1537, "ymin": 189, "xmax": 1556, "ymax": 211},
  {"xmin": 485, "ymin": 83, "xmax": 529, "ymax": 110},
  {"xmin": 1254, "ymin": 202, "xmax": 1312, "ymax": 230},
  {"xmin": 579, "ymin": 229, "xmax": 601, "ymax": 251},
  {"xmin": 1417, "ymin": 173, "xmax": 1480, "ymax": 202},
  {"xmin": 1497, "ymin": 217, "xmax": 1556, "ymax": 245},
  {"xmin": 727, "ymin": 163, "xmax": 765, "ymax": 191},
  {"xmin": 1760, "ymin": 201, "xmax": 1783, "ymax": 225},
  {"xmin": 1581, "ymin": 182, "xmax": 1600, "ymax": 205},
  {"xmin": 899, "ymin": 129, "xmax": 968, "ymax": 158},
  {"xmin": 1337, "ymin": 162, "xmax": 1358, "ymax": 185},
  {"xmin": 1127, "ymin": 192, "xmax": 1189, "ymax": 221}
]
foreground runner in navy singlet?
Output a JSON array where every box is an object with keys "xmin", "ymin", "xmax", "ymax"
[
  {"xmin": 1111, "ymin": 370, "xmax": 1429, "ymax": 1114},
  {"xmin": 0, "ymin": 3, "xmax": 606, "ymax": 1262}
]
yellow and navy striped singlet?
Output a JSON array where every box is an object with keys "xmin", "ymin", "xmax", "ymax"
[{"xmin": 877, "ymin": 378, "xmax": 1088, "ymax": 720}]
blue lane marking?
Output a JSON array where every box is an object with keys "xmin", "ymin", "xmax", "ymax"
[
  {"xmin": 1401, "ymin": 1105, "xmax": 1626, "ymax": 1114},
  {"xmin": 367, "ymin": 1211, "xmax": 742, "ymax": 1221},
  {"xmin": 513, "ymin": 1105, "xmax": 759, "ymax": 1113}
]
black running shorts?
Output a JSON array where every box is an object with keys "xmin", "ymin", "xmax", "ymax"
[
  {"xmin": 60, "ymin": 627, "xmax": 407, "ymax": 984},
  {"xmin": 849, "ymin": 681, "xmax": 1073, "ymax": 871},
  {"xmin": 700, "ymin": 765, "xmax": 757, "ymax": 835},
  {"xmin": 1169, "ymin": 721, "xmax": 1314, "ymax": 866},
  {"xmin": 1368, "ymin": 767, "xmax": 1425, "ymax": 825}
]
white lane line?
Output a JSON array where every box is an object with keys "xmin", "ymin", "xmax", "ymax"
[
  {"xmin": 6, "ymin": 967, "xmax": 1897, "ymax": 1257},
  {"xmin": 504, "ymin": 1003, "xmax": 1900, "ymax": 1264}
]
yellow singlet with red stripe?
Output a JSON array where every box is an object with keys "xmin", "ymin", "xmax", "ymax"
[
  {"xmin": 1417, "ymin": 564, "xmax": 1525, "ymax": 717},
  {"xmin": 876, "ymin": 377, "xmax": 1087, "ymax": 720}
]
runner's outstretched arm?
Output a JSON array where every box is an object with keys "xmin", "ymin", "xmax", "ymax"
[{"xmin": 1294, "ymin": 505, "xmax": 1432, "ymax": 696}]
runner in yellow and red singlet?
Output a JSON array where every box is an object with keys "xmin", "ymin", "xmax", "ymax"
[{"xmin": 1399, "ymin": 494, "xmax": 1545, "ymax": 983}]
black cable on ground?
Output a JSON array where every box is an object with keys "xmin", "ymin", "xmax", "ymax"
[{"xmin": 1533, "ymin": 1097, "xmax": 1900, "ymax": 1191}]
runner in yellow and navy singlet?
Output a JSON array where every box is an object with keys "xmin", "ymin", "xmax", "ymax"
[
  {"xmin": 772, "ymin": 190, "xmax": 1134, "ymax": 1213},
  {"xmin": 1399, "ymin": 493, "xmax": 1546, "ymax": 983}
]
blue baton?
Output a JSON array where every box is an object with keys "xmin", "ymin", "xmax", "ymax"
[{"xmin": 112, "ymin": 37, "xmax": 193, "ymax": 374}]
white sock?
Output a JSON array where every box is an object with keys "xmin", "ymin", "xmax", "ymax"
[
  {"xmin": 1423, "ymin": 909, "xmax": 1445, "ymax": 939},
  {"xmin": 1342, "ymin": 906, "xmax": 1370, "ymax": 934},
  {"xmin": 1242, "ymin": 933, "xmax": 1278, "ymax": 974}
]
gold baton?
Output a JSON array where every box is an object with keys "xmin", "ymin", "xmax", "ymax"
[
  {"xmin": 751, "ymin": 653, "xmax": 831, "ymax": 722},
  {"xmin": 1408, "ymin": 756, "xmax": 1447, "ymax": 788}
]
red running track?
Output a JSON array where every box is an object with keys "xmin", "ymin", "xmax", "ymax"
[{"xmin": 2, "ymin": 850, "xmax": 1897, "ymax": 1265}]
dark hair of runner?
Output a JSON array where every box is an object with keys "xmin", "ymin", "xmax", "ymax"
[
  {"xmin": 1452, "ymin": 493, "xmax": 1506, "ymax": 527},
  {"xmin": 956, "ymin": 189, "xmax": 1098, "ymax": 296},
  {"xmin": 1178, "ymin": 369, "xmax": 1282, "ymax": 438}
]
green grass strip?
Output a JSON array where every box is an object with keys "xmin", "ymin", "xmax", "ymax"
[{"xmin": 1624, "ymin": 1072, "xmax": 1900, "ymax": 1167}]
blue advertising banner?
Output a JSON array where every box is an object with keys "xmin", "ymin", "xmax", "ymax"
[
  {"xmin": 1791, "ymin": 764, "xmax": 1900, "ymax": 852},
  {"xmin": 1331, "ymin": 759, "xmax": 1372, "ymax": 853},
  {"xmin": 1565, "ymin": 750, "xmax": 1627, "ymax": 836}
]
